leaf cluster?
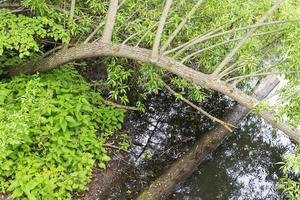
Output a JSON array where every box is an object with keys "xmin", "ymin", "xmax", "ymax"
[{"xmin": 277, "ymin": 146, "xmax": 300, "ymax": 199}]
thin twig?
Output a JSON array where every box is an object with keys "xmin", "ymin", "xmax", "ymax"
[
  {"xmin": 217, "ymin": 34, "xmax": 283, "ymax": 79},
  {"xmin": 118, "ymin": 0, "xmax": 126, "ymax": 8},
  {"xmin": 135, "ymin": 22, "xmax": 161, "ymax": 47},
  {"xmin": 226, "ymin": 71, "xmax": 297, "ymax": 83},
  {"xmin": 166, "ymin": 18, "xmax": 241, "ymax": 57},
  {"xmin": 271, "ymin": 85, "xmax": 300, "ymax": 108},
  {"xmin": 163, "ymin": 82, "xmax": 236, "ymax": 131},
  {"xmin": 168, "ymin": 18, "xmax": 298, "ymax": 58},
  {"xmin": 102, "ymin": 99, "xmax": 139, "ymax": 111},
  {"xmin": 103, "ymin": 143, "xmax": 130, "ymax": 153},
  {"xmin": 160, "ymin": 0, "xmax": 203, "ymax": 53},
  {"xmin": 40, "ymin": 45, "xmax": 64, "ymax": 59},
  {"xmin": 122, "ymin": 23, "xmax": 157, "ymax": 45},
  {"xmin": 84, "ymin": 22, "xmax": 104, "ymax": 44},
  {"xmin": 170, "ymin": 27, "xmax": 222, "ymax": 58}
]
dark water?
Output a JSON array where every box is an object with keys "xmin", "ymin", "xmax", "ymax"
[
  {"xmin": 114, "ymin": 91, "xmax": 295, "ymax": 199},
  {"xmin": 172, "ymin": 117, "xmax": 294, "ymax": 200}
]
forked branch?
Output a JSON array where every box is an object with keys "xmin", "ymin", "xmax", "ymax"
[{"xmin": 7, "ymin": 41, "xmax": 300, "ymax": 142}]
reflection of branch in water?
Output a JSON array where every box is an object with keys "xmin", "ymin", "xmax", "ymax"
[
  {"xmin": 135, "ymin": 115, "xmax": 166, "ymax": 161},
  {"xmin": 136, "ymin": 116, "xmax": 166, "ymax": 134}
]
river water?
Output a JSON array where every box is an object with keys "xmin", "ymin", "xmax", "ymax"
[
  {"xmin": 114, "ymin": 90, "xmax": 295, "ymax": 199},
  {"xmin": 172, "ymin": 117, "xmax": 294, "ymax": 200}
]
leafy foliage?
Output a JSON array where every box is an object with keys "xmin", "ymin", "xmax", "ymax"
[
  {"xmin": 0, "ymin": 66, "xmax": 125, "ymax": 199},
  {"xmin": 277, "ymin": 146, "xmax": 300, "ymax": 199},
  {"xmin": 137, "ymin": 64, "xmax": 164, "ymax": 95},
  {"xmin": 170, "ymin": 77, "xmax": 206, "ymax": 102},
  {"xmin": 0, "ymin": 9, "xmax": 69, "ymax": 74},
  {"xmin": 0, "ymin": 0, "xmax": 299, "ymax": 198},
  {"xmin": 0, "ymin": 9, "xmax": 69, "ymax": 59},
  {"xmin": 107, "ymin": 63, "xmax": 133, "ymax": 104},
  {"xmin": 275, "ymin": 86, "xmax": 300, "ymax": 127}
]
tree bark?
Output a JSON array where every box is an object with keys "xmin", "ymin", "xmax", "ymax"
[{"xmin": 136, "ymin": 76, "xmax": 280, "ymax": 200}]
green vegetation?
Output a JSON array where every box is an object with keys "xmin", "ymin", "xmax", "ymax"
[
  {"xmin": 0, "ymin": 67, "xmax": 124, "ymax": 199},
  {"xmin": 277, "ymin": 147, "xmax": 300, "ymax": 199},
  {"xmin": 0, "ymin": 0, "xmax": 299, "ymax": 199}
]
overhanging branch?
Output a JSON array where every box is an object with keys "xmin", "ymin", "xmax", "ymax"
[{"xmin": 7, "ymin": 41, "xmax": 299, "ymax": 142}]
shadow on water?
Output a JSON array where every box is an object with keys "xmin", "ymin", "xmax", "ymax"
[{"xmin": 110, "ymin": 90, "xmax": 295, "ymax": 200}]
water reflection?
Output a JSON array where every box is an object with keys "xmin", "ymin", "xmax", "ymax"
[
  {"xmin": 173, "ymin": 116, "xmax": 295, "ymax": 200},
  {"xmin": 113, "ymin": 90, "xmax": 294, "ymax": 199},
  {"xmin": 126, "ymin": 90, "xmax": 229, "ymax": 164}
]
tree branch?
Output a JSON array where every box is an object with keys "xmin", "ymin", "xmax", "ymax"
[
  {"xmin": 7, "ymin": 42, "xmax": 300, "ymax": 142},
  {"xmin": 217, "ymin": 35, "xmax": 283, "ymax": 80},
  {"xmin": 151, "ymin": 0, "xmax": 173, "ymax": 62},
  {"xmin": 271, "ymin": 85, "xmax": 300, "ymax": 108},
  {"xmin": 102, "ymin": 99, "xmax": 139, "ymax": 111},
  {"xmin": 118, "ymin": 0, "xmax": 126, "ymax": 8},
  {"xmin": 169, "ymin": 18, "xmax": 242, "ymax": 58},
  {"xmin": 160, "ymin": 0, "xmax": 203, "ymax": 53},
  {"xmin": 135, "ymin": 22, "xmax": 159, "ymax": 47},
  {"xmin": 102, "ymin": 143, "xmax": 130, "ymax": 153},
  {"xmin": 101, "ymin": 0, "xmax": 119, "ymax": 43},
  {"xmin": 163, "ymin": 82, "xmax": 236, "ymax": 131},
  {"xmin": 212, "ymin": 0, "xmax": 283, "ymax": 76},
  {"xmin": 226, "ymin": 71, "xmax": 297, "ymax": 83},
  {"xmin": 122, "ymin": 23, "xmax": 157, "ymax": 45},
  {"xmin": 168, "ymin": 19, "xmax": 298, "ymax": 58},
  {"xmin": 84, "ymin": 22, "xmax": 105, "ymax": 44},
  {"xmin": 181, "ymin": 29, "xmax": 284, "ymax": 63},
  {"xmin": 69, "ymin": 0, "xmax": 76, "ymax": 22},
  {"xmin": 84, "ymin": 0, "xmax": 128, "ymax": 44},
  {"xmin": 170, "ymin": 26, "xmax": 224, "ymax": 58}
]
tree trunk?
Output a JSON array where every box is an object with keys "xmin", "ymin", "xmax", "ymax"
[
  {"xmin": 7, "ymin": 42, "xmax": 299, "ymax": 142},
  {"xmin": 136, "ymin": 76, "xmax": 280, "ymax": 200}
]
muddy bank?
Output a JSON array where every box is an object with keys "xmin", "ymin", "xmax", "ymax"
[{"xmin": 73, "ymin": 151, "xmax": 129, "ymax": 200}]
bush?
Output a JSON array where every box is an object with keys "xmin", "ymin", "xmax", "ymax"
[{"xmin": 0, "ymin": 66, "xmax": 125, "ymax": 199}]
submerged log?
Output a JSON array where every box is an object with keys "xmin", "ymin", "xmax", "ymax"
[{"xmin": 137, "ymin": 76, "xmax": 280, "ymax": 200}]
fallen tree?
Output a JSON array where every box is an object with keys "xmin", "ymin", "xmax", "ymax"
[
  {"xmin": 1, "ymin": 1, "xmax": 300, "ymax": 199},
  {"xmin": 137, "ymin": 76, "xmax": 280, "ymax": 200},
  {"xmin": 5, "ymin": 0, "xmax": 300, "ymax": 142}
]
